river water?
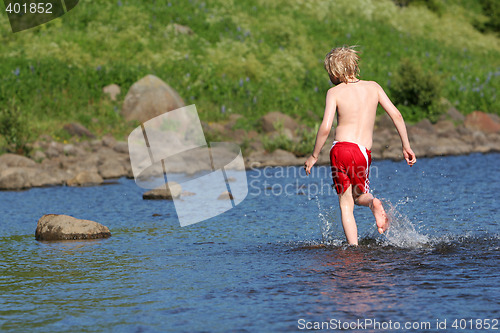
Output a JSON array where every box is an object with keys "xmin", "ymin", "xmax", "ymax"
[{"xmin": 0, "ymin": 153, "xmax": 499, "ymax": 332}]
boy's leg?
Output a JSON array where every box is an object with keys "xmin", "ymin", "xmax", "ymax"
[
  {"xmin": 353, "ymin": 188, "xmax": 388, "ymax": 234},
  {"xmin": 338, "ymin": 185, "xmax": 358, "ymax": 245}
]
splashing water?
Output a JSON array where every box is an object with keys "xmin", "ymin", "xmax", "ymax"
[
  {"xmin": 379, "ymin": 200, "xmax": 430, "ymax": 248},
  {"xmin": 314, "ymin": 196, "xmax": 430, "ymax": 248},
  {"xmin": 314, "ymin": 196, "xmax": 343, "ymax": 246}
]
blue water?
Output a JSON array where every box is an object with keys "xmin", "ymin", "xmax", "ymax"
[{"xmin": 0, "ymin": 153, "xmax": 499, "ymax": 332}]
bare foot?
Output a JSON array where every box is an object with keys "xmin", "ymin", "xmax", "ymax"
[{"xmin": 370, "ymin": 198, "xmax": 388, "ymax": 234}]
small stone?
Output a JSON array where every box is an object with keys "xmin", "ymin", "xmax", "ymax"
[
  {"xmin": 143, "ymin": 182, "xmax": 182, "ymax": 200},
  {"xmin": 168, "ymin": 23, "xmax": 194, "ymax": 35},
  {"xmin": 31, "ymin": 150, "xmax": 47, "ymax": 162},
  {"xmin": 102, "ymin": 134, "xmax": 117, "ymax": 148},
  {"xmin": 102, "ymin": 84, "xmax": 121, "ymax": 101},
  {"xmin": 63, "ymin": 123, "xmax": 96, "ymax": 139},
  {"xmin": 113, "ymin": 141, "xmax": 129, "ymax": 154},
  {"xmin": 217, "ymin": 191, "xmax": 234, "ymax": 200}
]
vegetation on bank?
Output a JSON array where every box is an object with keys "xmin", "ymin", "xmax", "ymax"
[{"xmin": 0, "ymin": 0, "xmax": 499, "ymax": 153}]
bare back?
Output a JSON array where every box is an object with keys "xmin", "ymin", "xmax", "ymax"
[{"xmin": 331, "ymin": 80, "xmax": 379, "ymax": 150}]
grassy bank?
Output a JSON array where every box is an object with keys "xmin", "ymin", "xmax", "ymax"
[{"xmin": 0, "ymin": 0, "xmax": 499, "ymax": 149}]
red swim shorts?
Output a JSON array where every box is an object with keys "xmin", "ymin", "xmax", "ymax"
[{"xmin": 330, "ymin": 141, "xmax": 371, "ymax": 195}]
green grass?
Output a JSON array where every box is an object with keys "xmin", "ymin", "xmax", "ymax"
[{"xmin": 0, "ymin": 0, "xmax": 499, "ymax": 148}]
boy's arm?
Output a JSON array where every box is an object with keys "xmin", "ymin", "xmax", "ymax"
[
  {"xmin": 376, "ymin": 83, "xmax": 417, "ymax": 166},
  {"xmin": 304, "ymin": 90, "xmax": 336, "ymax": 175}
]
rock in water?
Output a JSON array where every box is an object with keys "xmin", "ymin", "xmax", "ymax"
[
  {"xmin": 217, "ymin": 191, "xmax": 234, "ymax": 200},
  {"xmin": 143, "ymin": 182, "xmax": 182, "ymax": 200},
  {"xmin": 35, "ymin": 214, "xmax": 111, "ymax": 241}
]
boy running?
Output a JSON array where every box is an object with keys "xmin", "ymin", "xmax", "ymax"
[{"xmin": 304, "ymin": 46, "xmax": 416, "ymax": 246}]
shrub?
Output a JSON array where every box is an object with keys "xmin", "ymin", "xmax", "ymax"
[
  {"xmin": 262, "ymin": 122, "xmax": 319, "ymax": 156},
  {"xmin": 392, "ymin": 0, "xmax": 444, "ymax": 15},
  {"xmin": 262, "ymin": 121, "xmax": 293, "ymax": 153},
  {"xmin": 390, "ymin": 58, "xmax": 444, "ymax": 122},
  {"xmin": 0, "ymin": 101, "xmax": 33, "ymax": 155},
  {"xmin": 291, "ymin": 123, "xmax": 319, "ymax": 157},
  {"xmin": 479, "ymin": 0, "xmax": 500, "ymax": 33}
]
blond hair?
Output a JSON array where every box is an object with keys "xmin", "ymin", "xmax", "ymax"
[{"xmin": 324, "ymin": 45, "xmax": 360, "ymax": 84}]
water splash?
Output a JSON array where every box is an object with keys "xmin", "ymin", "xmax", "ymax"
[
  {"xmin": 313, "ymin": 196, "xmax": 431, "ymax": 249},
  {"xmin": 314, "ymin": 196, "xmax": 343, "ymax": 246},
  {"xmin": 380, "ymin": 200, "xmax": 430, "ymax": 248}
]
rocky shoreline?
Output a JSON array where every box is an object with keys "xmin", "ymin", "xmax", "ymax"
[{"xmin": 0, "ymin": 108, "xmax": 499, "ymax": 192}]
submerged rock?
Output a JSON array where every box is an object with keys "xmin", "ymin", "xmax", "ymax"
[{"xmin": 35, "ymin": 214, "xmax": 111, "ymax": 241}]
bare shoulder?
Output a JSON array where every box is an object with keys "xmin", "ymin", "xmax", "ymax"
[
  {"xmin": 326, "ymin": 86, "xmax": 340, "ymax": 98},
  {"xmin": 364, "ymin": 80, "xmax": 382, "ymax": 90}
]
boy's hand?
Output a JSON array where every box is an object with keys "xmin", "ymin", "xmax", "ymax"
[
  {"xmin": 304, "ymin": 155, "xmax": 318, "ymax": 175},
  {"xmin": 403, "ymin": 147, "xmax": 416, "ymax": 167}
]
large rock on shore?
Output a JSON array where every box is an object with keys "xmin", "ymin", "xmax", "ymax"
[
  {"xmin": 0, "ymin": 153, "xmax": 36, "ymax": 167},
  {"xmin": 66, "ymin": 171, "xmax": 103, "ymax": 187},
  {"xmin": 35, "ymin": 214, "xmax": 111, "ymax": 241},
  {"xmin": 465, "ymin": 111, "xmax": 500, "ymax": 133},
  {"xmin": 0, "ymin": 167, "xmax": 62, "ymax": 190},
  {"xmin": 0, "ymin": 168, "xmax": 31, "ymax": 190},
  {"xmin": 121, "ymin": 75, "xmax": 185, "ymax": 123},
  {"xmin": 261, "ymin": 112, "xmax": 299, "ymax": 133},
  {"xmin": 246, "ymin": 149, "xmax": 303, "ymax": 168}
]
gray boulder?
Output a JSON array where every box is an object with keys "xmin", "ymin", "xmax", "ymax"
[
  {"xmin": 63, "ymin": 123, "xmax": 96, "ymax": 139},
  {"xmin": 0, "ymin": 153, "xmax": 37, "ymax": 167},
  {"xmin": 0, "ymin": 168, "xmax": 31, "ymax": 190},
  {"xmin": 113, "ymin": 141, "xmax": 129, "ymax": 154},
  {"xmin": 66, "ymin": 171, "xmax": 103, "ymax": 186},
  {"xmin": 261, "ymin": 111, "xmax": 299, "ymax": 133},
  {"xmin": 98, "ymin": 159, "xmax": 127, "ymax": 179},
  {"xmin": 35, "ymin": 214, "xmax": 111, "ymax": 241},
  {"xmin": 121, "ymin": 74, "xmax": 185, "ymax": 123},
  {"xmin": 0, "ymin": 167, "xmax": 60, "ymax": 190}
]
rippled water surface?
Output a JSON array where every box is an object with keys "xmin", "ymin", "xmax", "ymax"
[{"xmin": 0, "ymin": 153, "xmax": 499, "ymax": 332}]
